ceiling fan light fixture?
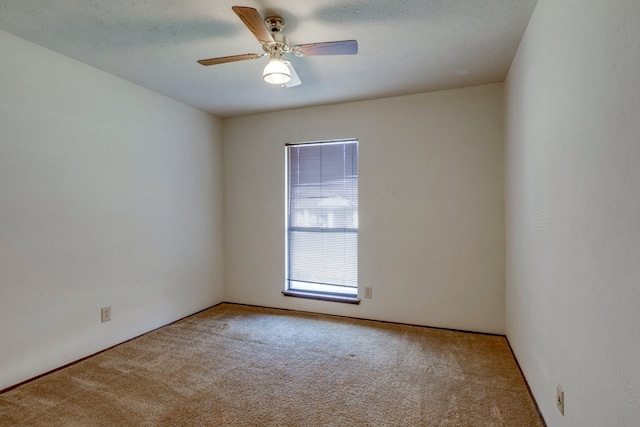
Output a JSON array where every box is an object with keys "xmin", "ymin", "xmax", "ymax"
[
  {"xmin": 197, "ymin": 7, "xmax": 358, "ymax": 89},
  {"xmin": 263, "ymin": 58, "xmax": 291, "ymax": 84}
]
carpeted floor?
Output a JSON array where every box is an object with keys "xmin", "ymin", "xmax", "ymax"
[{"xmin": 1, "ymin": 304, "xmax": 544, "ymax": 426}]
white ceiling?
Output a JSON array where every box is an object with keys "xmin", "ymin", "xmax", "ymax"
[{"xmin": 0, "ymin": 0, "xmax": 537, "ymax": 118}]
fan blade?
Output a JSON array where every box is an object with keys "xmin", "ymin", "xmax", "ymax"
[
  {"xmin": 296, "ymin": 40, "xmax": 358, "ymax": 56},
  {"xmin": 284, "ymin": 62, "xmax": 301, "ymax": 87},
  {"xmin": 232, "ymin": 6, "xmax": 274, "ymax": 44},
  {"xmin": 197, "ymin": 53, "xmax": 262, "ymax": 66}
]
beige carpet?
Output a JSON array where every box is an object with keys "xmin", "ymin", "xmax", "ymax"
[{"xmin": 1, "ymin": 304, "xmax": 544, "ymax": 426}]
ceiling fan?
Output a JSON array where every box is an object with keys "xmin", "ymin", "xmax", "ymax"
[{"xmin": 197, "ymin": 6, "xmax": 358, "ymax": 87}]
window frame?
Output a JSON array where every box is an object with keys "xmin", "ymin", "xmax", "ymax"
[{"xmin": 283, "ymin": 138, "xmax": 360, "ymax": 304}]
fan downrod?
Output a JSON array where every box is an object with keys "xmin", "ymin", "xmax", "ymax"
[{"xmin": 265, "ymin": 16, "xmax": 285, "ymax": 33}]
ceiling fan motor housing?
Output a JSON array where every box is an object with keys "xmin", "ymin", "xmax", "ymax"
[{"xmin": 261, "ymin": 16, "xmax": 289, "ymax": 56}]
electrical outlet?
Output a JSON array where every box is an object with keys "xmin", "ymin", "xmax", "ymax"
[
  {"xmin": 557, "ymin": 385, "xmax": 564, "ymax": 415},
  {"xmin": 364, "ymin": 287, "xmax": 373, "ymax": 298},
  {"xmin": 101, "ymin": 306, "xmax": 111, "ymax": 323}
]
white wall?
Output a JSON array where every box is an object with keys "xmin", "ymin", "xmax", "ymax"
[
  {"xmin": 505, "ymin": 1, "xmax": 640, "ymax": 425},
  {"xmin": 224, "ymin": 84, "xmax": 505, "ymax": 334},
  {"xmin": 0, "ymin": 31, "xmax": 224, "ymax": 390}
]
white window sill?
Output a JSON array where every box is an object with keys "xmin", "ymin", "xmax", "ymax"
[{"xmin": 282, "ymin": 290, "xmax": 360, "ymax": 305}]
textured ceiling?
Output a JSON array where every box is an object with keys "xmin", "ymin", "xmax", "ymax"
[{"xmin": 0, "ymin": 0, "xmax": 537, "ymax": 118}]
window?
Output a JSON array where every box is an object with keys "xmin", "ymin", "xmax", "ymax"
[{"xmin": 285, "ymin": 139, "xmax": 358, "ymax": 302}]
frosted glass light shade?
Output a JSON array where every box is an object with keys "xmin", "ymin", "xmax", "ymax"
[{"xmin": 263, "ymin": 59, "xmax": 291, "ymax": 84}]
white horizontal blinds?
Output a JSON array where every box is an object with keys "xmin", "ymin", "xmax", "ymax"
[{"xmin": 288, "ymin": 140, "xmax": 358, "ymax": 293}]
